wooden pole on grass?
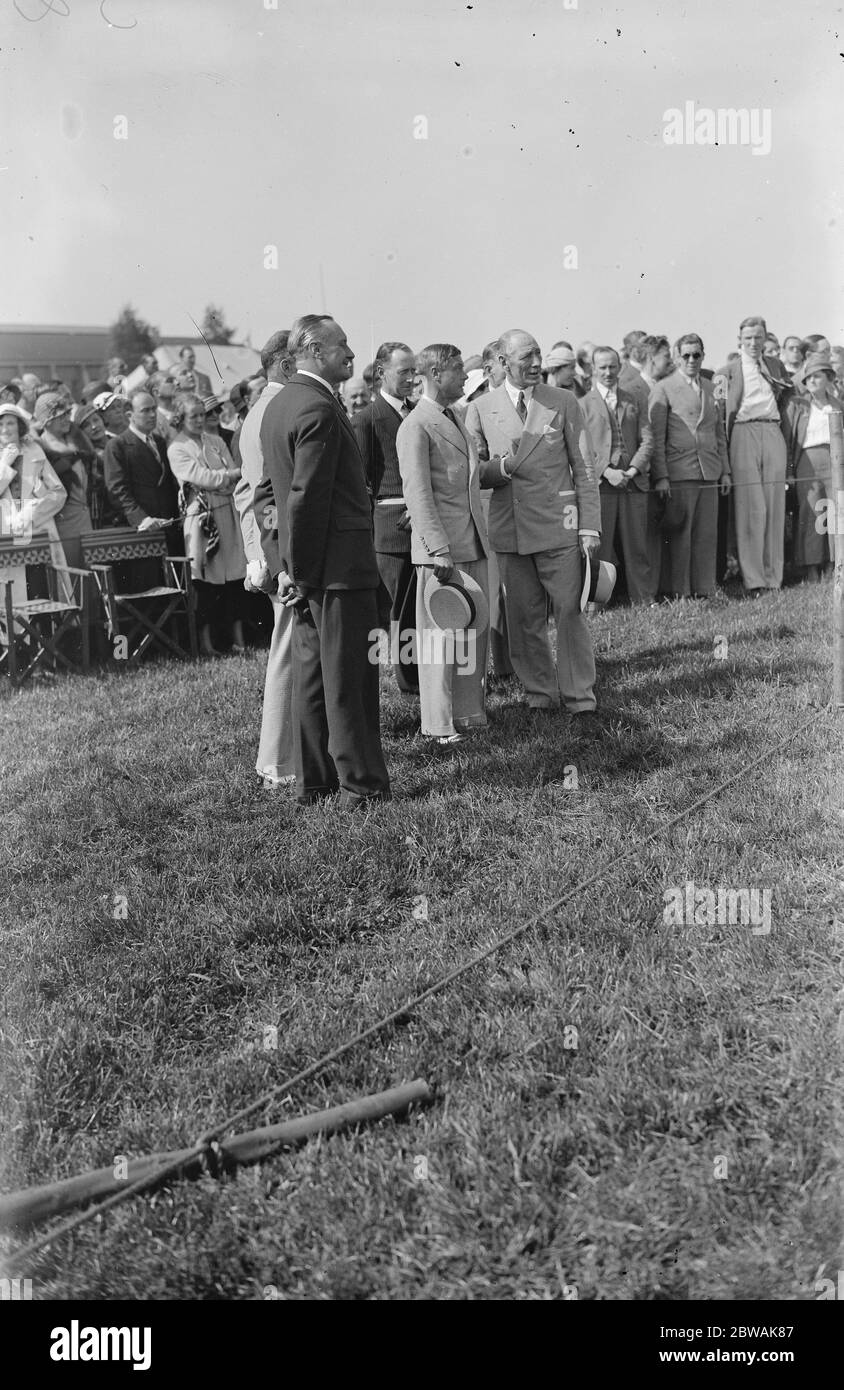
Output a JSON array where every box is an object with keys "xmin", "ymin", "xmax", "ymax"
[
  {"xmin": 0, "ymin": 1079, "xmax": 432, "ymax": 1233},
  {"xmin": 830, "ymin": 411, "xmax": 844, "ymax": 709}
]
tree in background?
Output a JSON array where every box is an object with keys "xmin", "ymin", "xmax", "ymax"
[
  {"xmin": 109, "ymin": 305, "xmax": 159, "ymax": 371},
  {"xmin": 200, "ymin": 304, "xmax": 237, "ymax": 345}
]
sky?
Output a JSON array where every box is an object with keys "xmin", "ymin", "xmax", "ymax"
[{"xmin": 1, "ymin": 0, "xmax": 841, "ymax": 369}]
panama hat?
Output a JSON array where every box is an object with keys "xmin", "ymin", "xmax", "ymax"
[
  {"xmin": 422, "ymin": 567, "xmax": 488, "ymax": 635},
  {"xmin": 580, "ymin": 552, "xmax": 616, "ymax": 611}
]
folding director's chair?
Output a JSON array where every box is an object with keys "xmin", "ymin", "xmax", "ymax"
[
  {"xmin": 0, "ymin": 533, "xmax": 90, "ymax": 686},
  {"xmin": 80, "ymin": 526, "xmax": 198, "ymax": 665}
]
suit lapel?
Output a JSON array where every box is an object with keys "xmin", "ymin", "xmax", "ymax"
[
  {"xmin": 422, "ymin": 398, "xmax": 469, "ymax": 458},
  {"xmin": 511, "ymin": 388, "xmax": 557, "ymax": 470}
]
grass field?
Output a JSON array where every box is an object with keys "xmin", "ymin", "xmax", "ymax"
[{"xmin": 1, "ymin": 579, "xmax": 841, "ymax": 1300}]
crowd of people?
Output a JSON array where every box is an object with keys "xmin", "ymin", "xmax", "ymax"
[{"xmin": 0, "ymin": 315, "xmax": 839, "ymax": 806}]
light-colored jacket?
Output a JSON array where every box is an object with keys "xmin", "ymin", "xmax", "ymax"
[
  {"xmin": 396, "ymin": 396, "xmax": 489, "ymax": 564},
  {"xmin": 233, "ymin": 381, "xmax": 284, "ymax": 565},
  {"xmin": 0, "ymin": 438, "xmax": 70, "ymax": 601},
  {"xmin": 464, "ymin": 382, "xmax": 600, "ymax": 554},
  {"xmin": 648, "ymin": 374, "xmax": 729, "ymax": 483},
  {"xmin": 0, "ymin": 439, "xmax": 68, "ymax": 541},
  {"xmin": 167, "ymin": 431, "xmax": 245, "ymax": 583}
]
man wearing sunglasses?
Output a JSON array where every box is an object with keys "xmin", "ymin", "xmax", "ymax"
[{"xmin": 648, "ymin": 334, "xmax": 730, "ymax": 599}]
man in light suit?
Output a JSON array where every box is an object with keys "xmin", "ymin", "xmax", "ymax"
[
  {"xmin": 352, "ymin": 341, "xmax": 418, "ymax": 694},
  {"xmin": 723, "ymin": 315, "xmax": 793, "ymax": 593},
  {"xmin": 580, "ymin": 347, "xmax": 656, "ymax": 605},
  {"xmin": 397, "ymin": 344, "xmax": 489, "ymax": 744},
  {"xmin": 259, "ymin": 314, "xmax": 390, "ymax": 808},
  {"xmin": 464, "ymin": 328, "xmax": 601, "ymax": 715},
  {"xmin": 233, "ymin": 329, "xmax": 296, "ymax": 789},
  {"xmin": 649, "ymin": 333, "xmax": 730, "ymax": 598}
]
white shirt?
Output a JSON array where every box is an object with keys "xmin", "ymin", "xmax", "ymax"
[
  {"xmin": 803, "ymin": 400, "xmax": 834, "ymax": 449},
  {"xmin": 380, "ymin": 388, "xmax": 410, "ymax": 419},
  {"xmin": 594, "ymin": 380, "xmax": 619, "ymax": 411},
  {"xmin": 504, "ymin": 379, "xmax": 533, "ymax": 412},
  {"xmin": 736, "ymin": 353, "xmax": 779, "ymax": 422},
  {"xmin": 233, "ymin": 381, "xmax": 285, "ymax": 568},
  {"xmin": 129, "ymin": 422, "xmax": 160, "ymax": 449}
]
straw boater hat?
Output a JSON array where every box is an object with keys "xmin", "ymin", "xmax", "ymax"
[
  {"xmin": 580, "ymin": 553, "xmax": 616, "ymax": 612},
  {"xmin": 422, "ymin": 567, "xmax": 489, "ymax": 635}
]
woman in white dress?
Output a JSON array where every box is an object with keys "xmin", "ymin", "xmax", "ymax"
[{"xmin": 167, "ymin": 393, "xmax": 246, "ymax": 656}]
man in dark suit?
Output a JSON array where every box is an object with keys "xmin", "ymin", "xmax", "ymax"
[
  {"xmin": 649, "ymin": 334, "xmax": 730, "ymax": 598},
  {"xmin": 103, "ymin": 388, "xmax": 181, "ymax": 592},
  {"xmin": 259, "ymin": 315, "xmax": 390, "ymax": 809},
  {"xmin": 580, "ymin": 347, "xmax": 655, "ymax": 604},
  {"xmin": 104, "ymin": 390, "xmax": 179, "ymax": 532},
  {"xmin": 352, "ymin": 340, "xmax": 418, "ymax": 694},
  {"xmin": 723, "ymin": 315, "xmax": 793, "ymax": 593}
]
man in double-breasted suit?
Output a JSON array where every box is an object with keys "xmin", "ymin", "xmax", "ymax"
[
  {"xmin": 352, "ymin": 341, "xmax": 418, "ymax": 694},
  {"xmin": 648, "ymin": 334, "xmax": 730, "ymax": 598},
  {"xmin": 464, "ymin": 329, "xmax": 601, "ymax": 715},
  {"xmin": 259, "ymin": 315, "xmax": 390, "ymax": 808},
  {"xmin": 397, "ymin": 344, "xmax": 489, "ymax": 742},
  {"xmin": 580, "ymin": 347, "xmax": 656, "ymax": 604}
]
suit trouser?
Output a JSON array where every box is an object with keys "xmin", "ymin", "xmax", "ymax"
[
  {"xmin": 599, "ymin": 483, "xmax": 656, "ymax": 603},
  {"xmin": 415, "ymin": 558, "xmax": 489, "ymax": 736},
  {"xmin": 376, "ymin": 549, "xmax": 418, "ymax": 694},
  {"xmin": 794, "ymin": 445, "xmax": 834, "ymax": 568},
  {"xmin": 659, "ymin": 478, "xmax": 718, "ymax": 596},
  {"xmin": 256, "ymin": 591, "xmax": 295, "ymax": 783},
  {"xmin": 293, "ymin": 588, "xmax": 391, "ymax": 806},
  {"xmin": 729, "ymin": 421, "xmax": 787, "ymax": 589},
  {"xmin": 481, "ymin": 492, "xmax": 514, "ymax": 675},
  {"xmin": 499, "ymin": 547, "xmax": 596, "ymax": 712}
]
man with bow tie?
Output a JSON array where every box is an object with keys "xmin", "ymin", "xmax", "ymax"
[
  {"xmin": 464, "ymin": 328, "xmax": 601, "ymax": 717},
  {"xmin": 723, "ymin": 315, "xmax": 793, "ymax": 594}
]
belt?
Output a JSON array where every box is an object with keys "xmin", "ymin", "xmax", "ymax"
[{"xmin": 735, "ymin": 418, "xmax": 780, "ymax": 425}]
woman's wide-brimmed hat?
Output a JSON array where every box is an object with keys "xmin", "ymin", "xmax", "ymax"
[
  {"xmin": 0, "ymin": 402, "xmax": 31, "ymax": 429},
  {"xmin": 802, "ymin": 352, "xmax": 836, "ymax": 382},
  {"xmin": 422, "ymin": 567, "xmax": 489, "ymax": 635},
  {"xmin": 33, "ymin": 391, "xmax": 71, "ymax": 426}
]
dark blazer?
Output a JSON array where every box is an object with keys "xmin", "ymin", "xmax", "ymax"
[
  {"xmin": 352, "ymin": 393, "xmax": 413, "ymax": 555},
  {"xmin": 579, "ymin": 385, "xmax": 653, "ymax": 490},
  {"xmin": 724, "ymin": 354, "xmax": 792, "ymax": 443},
  {"xmin": 104, "ymin": 427, "xmax": 179, "ymax": 527},
  {"xmin": 649, "ymin": 374, "xmax": 728, "ymax": 483},
  {"xmin": 259, "ymin": 372, "xmax": 379, "ymax": 590}
]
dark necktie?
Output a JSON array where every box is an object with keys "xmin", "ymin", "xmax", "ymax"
[
  {"xmin": 401, "ymin": 400, "xmax": 411, "ymax": 417},
  {"xmin": 442, "ymin": 406, "xmax": 458, "ymax": 428},
  {"xmin": 516, "ymin": 391, "xmax": 527, "ymax": 422}
]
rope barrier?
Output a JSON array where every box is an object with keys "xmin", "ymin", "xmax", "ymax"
[{"xmin": 6, "ymin": 697, "xmax": 832, "ymax": 1269}]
